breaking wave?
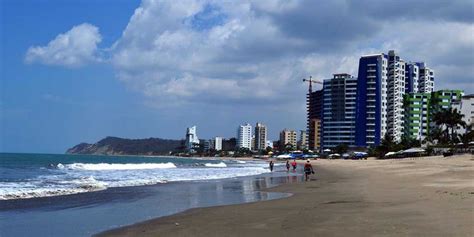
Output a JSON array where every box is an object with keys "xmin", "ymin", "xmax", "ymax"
[{"xmin": 57, "ymin": 162, "xmax": 177, "ymax": 170}]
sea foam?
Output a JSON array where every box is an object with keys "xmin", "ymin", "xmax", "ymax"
[
  {"xmin": 204, "ymin": 162, "xmax": 227, "ymax": 168},
  {"xmin": 57, "ymin": 162, "xmax": 177, "ymax": 170}
]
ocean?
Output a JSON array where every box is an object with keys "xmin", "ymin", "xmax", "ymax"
[{"xmin": 0, "ymin": 153, "xmax": 301, "ymax": 236}]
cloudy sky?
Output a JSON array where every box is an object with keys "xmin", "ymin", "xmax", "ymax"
[{"xmin": 1, "ymin": 0, "xmax": 473, "ymax": 153}]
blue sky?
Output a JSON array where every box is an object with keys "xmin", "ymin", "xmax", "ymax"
[{"xmin": 1, "ymin": 0, "xmax": 473, "ymax": 153}]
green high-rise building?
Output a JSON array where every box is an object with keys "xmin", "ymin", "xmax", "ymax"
[
  {"xmin": 404, "ymin": 93, "xmax": 431, "ymax": 140},
  {"xmin": 403, "ymin": 90, "xmax": 464, "ymax": 141}
]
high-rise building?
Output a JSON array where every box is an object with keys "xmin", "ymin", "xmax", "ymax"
[
  {"xmin": 307, "ymin": 89, "xmax": 323, "ymax": 151},
  {"xmin": 279, "ymin": 129, "xmax": 297, "ymax": 149},
  {"xmin": 214, "ymin": 137, "xmax": 223, "ymax": 151},
  {"xmin": 404, "ymin": 93, "xmax": 431, "ymax": 141},
  {"xmin": 322, "ymin": 74, "xmax": 357, "ymax": 149},
  {"xmin": 386, "ymin": 50, "xmax": 406, "ymax": 142},
  {"xmin": 237, "ymin": 123, "xmax": 252, "ymax": 150},
  {"xmin": 185, "ymin": 126, "xmax": 200, "ymax": 152},
  {"xmin": 417, "ymin": 62, "xmax": 435, "ymax": 93},
  {"xmin": 355, "ymin": 53, "xmax": 388, "ymax": 147},
  {"xmin": 298, "ymin": 130, "xmax": 307, "ymax": 150},
  {"xmin": 310, "ymin": 119, "xmax": 321, "ymax": 151},
  {"xmin": 431, "ymin": 90, "xmax": 464, "ymax": 111},
  {"xmin": 254, "ymin": 123, "xmax": 267, "ymax": 151},
  {"xmin": 405, "ymin": 62, "xmax": 419, "ymax": 93}
]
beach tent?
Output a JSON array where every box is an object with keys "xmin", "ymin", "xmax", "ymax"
[
  {"xmin": 323, "ymin": 149, "xmax": 331, "ymax": 152},
  {"xmin": 384, "ymin": 152, "xmax": 397, "ymax": 157},
  {"xmin": 276, "ymin": 154, "xmax": 292, "ymax": 159}
]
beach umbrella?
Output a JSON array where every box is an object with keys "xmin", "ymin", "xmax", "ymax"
[
  {"xmin": 323, "ymin": 149, "xmax": 331, "ymax": 152},
  {"xmin": 402, "ymin": 148, "xmax": 425, "ymax": 153},
  {"xmin": 385, "ymin": 152, "xmax": 396, "ymax": 157}
]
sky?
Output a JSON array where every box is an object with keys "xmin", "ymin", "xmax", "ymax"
[{"xmin": 1, "ymin": 0, "xmax": 473, "ymax": 153}]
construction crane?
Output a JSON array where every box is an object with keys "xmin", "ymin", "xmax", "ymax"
[{"xmin": 302, "ymin": 76, "xmax": 323, "ymax": 93}]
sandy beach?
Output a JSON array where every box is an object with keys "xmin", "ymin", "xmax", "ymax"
[{"xmin": 98, "ymin": 154, "xmax": 474, "ymax": 237}]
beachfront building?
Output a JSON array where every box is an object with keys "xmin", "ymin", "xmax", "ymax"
[
  {"xmin": 307, "ymin": 89, "xmax": 323, "ymax": 151},
  {"xmin": 405, "ymin": 62, "xmax": 419, "ymax": 93},
  {"xmin": 214, "ymin": 136, "xmax": 222, "ymax": 151},
  {"xmin": 404, "ymin": 93, "xmax": 431, "ymax": 141},
  {"xmin": 452, "ymin": 94, "xmax": 474, "ymax": 134},
  {"xmin": 386, "ymin": 50, "xmax": 407, "ymax": 143},
  {"xmin": 280, "ymin": 129, "xmax": 297, "ymax": 150},
  {"xmin": 254, "ymin": 123, "xmax": 267, "ymax": 151},
  {"xmin": 237, "ymin": 123, "xmax": 252, "ymax": 150},
  {"xmin": 185, "ymin": 126, "xmax": 200, "ymax": 152},
  {"xmin": 322, "ymin": 74, "xmax": 358, "ymax": 149},
  {"xmin": 298, "ymin": 130, "xmax": 308, "ymax": 150},
  {"xmin": 355, "ymin": 53, "xmax": 388, "ymax": 147},
  {"xmin": 417, "ymin": 62, "xmax": 435, "ymax": 93},
  {"xmin": 431, "ymin": 90, "xmax": 464, "ymax": 112}
]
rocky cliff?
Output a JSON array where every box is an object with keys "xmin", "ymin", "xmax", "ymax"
[{"xmin": 66, "ymin": 136, "xmax": 184, "ymax": 155}]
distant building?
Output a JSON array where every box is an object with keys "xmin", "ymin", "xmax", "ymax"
[
  {"xmin": 355, "ymin": 53, "xmax": 388, "ymax": 147},
  {"xmin": 266, "ymin": 140, "xmax": 273, "ymax": 149},
  {"xmin": 452, "ymin": 94, "xmax": 474, "ymax": 134},
  {"xmin": 222, "ymin": 138, "xmax": 237, "ymax": 151},
  {"xmin": 214, "ymin": 137, "xmax": 223, "ymax": 151},
  {"xmin": 417, "ymin": 62, "xmax": 435, "ymax": 93},
  {"xmin": 386, "ymin": 50, "xmax": 407, "ymax": 143},
  {"xmin": 404, "ymin": 93, "xmax": 431, "ymax": 141},
  {"xmin": 431, "ymin": 89, "xmax": 464, "ymax": 111},
  {"xmin": 405, "ymin": 62, "xmax": 420, "ymax": 93},
  {"xmin": 280, "ymin": 129, "xmax": 297, "ymax": 149},
  {"xmin": 310, "ymin": 119, "xmax": 321, "ymax": 151},
  {"xmin": 185, "ymin": 126, "xmax": 199, "ymax": 152},
  {"xmin": 254, "ymin": 123, "xmax": 267, "ymax": 151},
  {"xmin": 298, "ymin": 130, "xmax": 307, "ymax": 150},
  {"xmin": 307, "ymin": 89, "xmax": 323, "ymax": 151},
  {"xmin": 237, "ymin": 123, "xmax": 252, "ymax": 150},
  {"xmin": 322, "ymin": 73, "xmax": 357, "ymax": 149}
]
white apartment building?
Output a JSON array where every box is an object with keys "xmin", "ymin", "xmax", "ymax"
[
  {"xmin": 214, "ymin": 136, "xmax": 222, "ymax": 151},
  {"xmin": 452, "ymin": 94, "xmax": 474, "ymax": 134},
  {"xmin": 254, "ymin": 123, "xmax": 267, "ymax": 151},
  {"xmin": 417, "ymin": 62, "xmax": 435, "ymax": 93},
  {"xmin": 386, "ymin": 50, "xmax": 406, "ymax": 142},
  {"xmin": 185, "ymin": 126, "xmax": 199, "ymax": 152},
  {"xmin": 237, "ymin": 123, "xmax": 252, "ymax": 150}
]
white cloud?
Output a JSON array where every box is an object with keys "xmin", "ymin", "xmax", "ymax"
[
  {"xmin": 26, "ymin": 0, "xmax": 474, "ymax": 105},
  {"xmin": 25, "ymin": 23, "xmax": 102, "ymax": 67}
]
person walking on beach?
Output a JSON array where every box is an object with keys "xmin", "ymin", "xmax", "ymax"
[
  {"xmin": 269, "ymin": 160, "xmax": 274, "ymax": 172},
  {"xmin": 291, "ymin": 160, "xmax": 297, "ymax": 171},
  {"xmin": 304, "ymin": 159, "xmax": 314, "ymax": 181},
  {"xmin": 285, "ymin": 160, "xmax": 290, "ymax": 172}
]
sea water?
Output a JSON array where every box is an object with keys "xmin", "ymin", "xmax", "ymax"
[
  {"xmin": 0, "ymin": 153, "xmax": 271, "ymax": 200},
  {"xmin": 0, "ymin": 153, "xmax": 300, "ymax": 236}
]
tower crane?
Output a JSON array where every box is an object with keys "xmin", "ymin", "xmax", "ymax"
[{"xmin": 302, "ymin": 76, "xmax": 323, "ymax": 93}]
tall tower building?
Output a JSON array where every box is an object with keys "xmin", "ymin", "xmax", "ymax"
[
  {"xmin": 298, "ymin": 130, "xmax": 308, "ymax": 150},
  {"xmin": 237, "ymin": 123, "xmax": 252, "ymax": 150},
  {"xmin": 254, "ymin": 123, "xmax": 267, "ymax": 151},
  {"xmin": 417, "ymin": 62, "xmax": 435, "ymax": 93},
  {"xmin": 185, "ymin": 126, "xmax": 200, "ymax": 152},
  {"xmin": 404, "ymin": 93, "xmax": 431, "ymax": 141},
  {"xmin": 307, "ymin": 89, "xmax": 323, "ymax": 151},
  {"xmin": 355, "ymin": 53, "xmax": 388, "ymax": 147},
  {"xmin": 386, "ymin": 50, "xmax": 406, "ymax": 142},
  {"xmin": 405, "ymin": 62, "xmax": 419, "ymax": 93},
  {"xmin": 322, "ymin": 74, "xmax": 358, "ymax": 149},
  {"xmin": 214, "ymin": 137, "xmax": 222, "ymax": 151}
]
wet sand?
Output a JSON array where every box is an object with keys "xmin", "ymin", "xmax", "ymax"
[{"xmin": 98, "ymin": 154, "xmax": 474, "ymax": 237}]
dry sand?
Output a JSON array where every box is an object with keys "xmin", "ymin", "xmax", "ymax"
[{"xmin": 97, "ymin": 154, "xmax": 474, "ymax": 237}]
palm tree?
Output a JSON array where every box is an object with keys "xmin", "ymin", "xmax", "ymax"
[
  {"xmin": 432, "ymin": 109, "xmax": 451, "ymax": 144},
  {"xmin": 448, "ymin": 108, "xmax": 466, "ymax": 143}
]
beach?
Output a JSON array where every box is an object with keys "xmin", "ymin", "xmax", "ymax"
[{"xmin": 98, "ymin": 154, "xmax": 474, "ymax": 237}]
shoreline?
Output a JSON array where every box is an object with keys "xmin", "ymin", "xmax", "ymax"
[{"xmin": 97, "ymin": 154, "xmax": 473, "ymax": 237}]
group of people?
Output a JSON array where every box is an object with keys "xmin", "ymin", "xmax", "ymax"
[{"xmin": 268, "ymin": 159, "xmax": 315, "ymax": 181}]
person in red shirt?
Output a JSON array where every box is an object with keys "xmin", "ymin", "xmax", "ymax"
[
  {"xmin": 291, "ymin": 160, "xmax": 297, "ymax": 171},
  {"xmin": 304, "ymin": 159, "xmax": 314, "ymax": 181}
]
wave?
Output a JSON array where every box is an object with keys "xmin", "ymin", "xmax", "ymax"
[
  {"xmin": 56, "ymin": 162, "xmax": 177, "ymax": 170},
  {"xmin": 204, "ymin": 162, "xmax": 227, "ymax": 168}
]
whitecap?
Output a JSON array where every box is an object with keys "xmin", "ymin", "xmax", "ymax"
[
  {"xmin": 204, "ymin": 162, "xmax": 227, "ymax": 168},
  {"xmin": 57, "ymin": 162, "xmax": 177, "ymax": 170}
]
